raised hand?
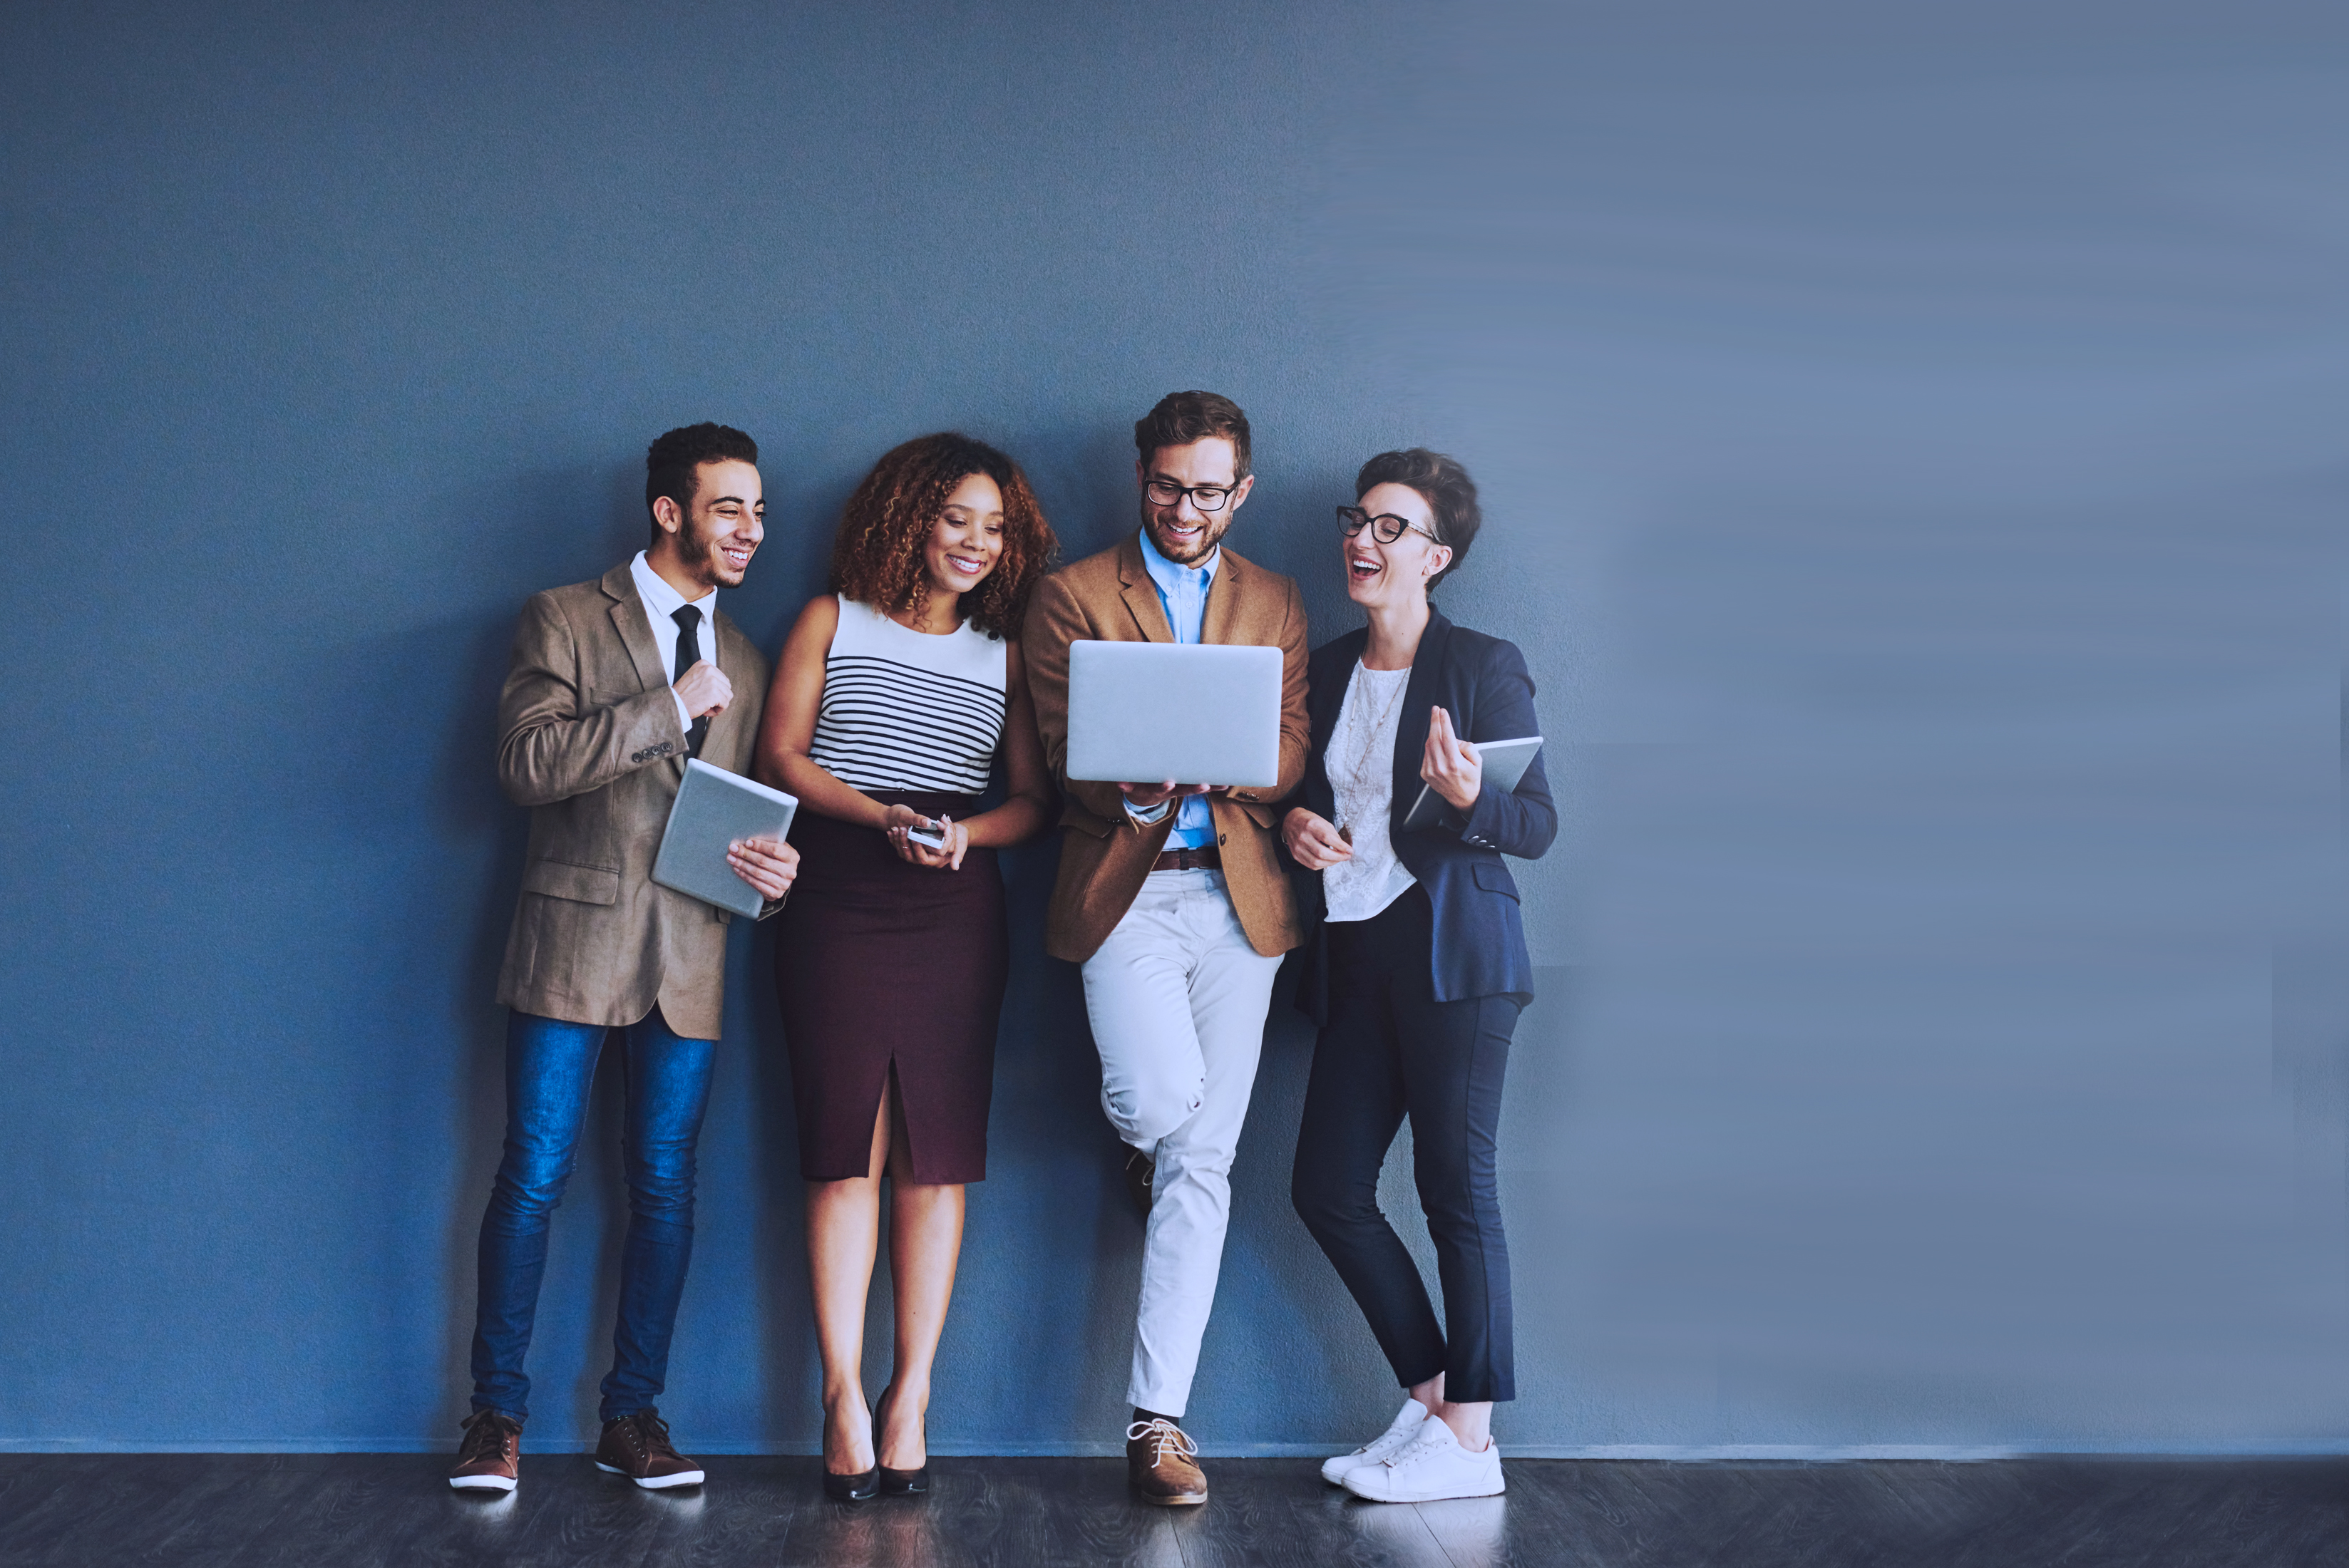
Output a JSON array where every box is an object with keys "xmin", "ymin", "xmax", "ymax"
[
  {"xmin": 1419, "ymin": 706, "xmax": 1483, "ymax": 812},
  {"xmin": 674, "ymin": 659, "xmax": 734, "ymax": 719}
]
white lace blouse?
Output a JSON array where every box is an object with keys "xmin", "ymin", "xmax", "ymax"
[{"xmin": 1323, "ymin": 661, "xmax": 1419, "ymax": 922}]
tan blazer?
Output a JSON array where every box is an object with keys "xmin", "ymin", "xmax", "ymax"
[
  {"xmin": 1023, "ymin": 535, "xmax": 1310, "ymax": 963},
  {"xmin": 492, "ymin": 561, "xmax": 771, "ymax": 1040}
]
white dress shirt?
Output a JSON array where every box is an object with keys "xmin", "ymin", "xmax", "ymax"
[{"xmin": 629, "ymin": 550, "xmax": 715, "ymax": 733}]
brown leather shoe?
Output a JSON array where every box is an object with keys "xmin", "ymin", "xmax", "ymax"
[
  {"xmin": 448, "ymin": 1410, "xmax": 521, "ymax": 1492},
  {"xmin": 1122, "ymin": 1146, "xmax": 1156, "ymax": 1221},
  {"xmin": 595, "ymin": 1408, "xmax": 705, "ymax": 1490},
  {"xmin": 1126, "ymin": 1417, "xmax": 1206, "ymax": 1505}
]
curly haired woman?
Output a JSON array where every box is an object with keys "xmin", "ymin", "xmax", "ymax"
[{"xmin": 754, "ymin": 433, "xmax": 1058, "ymax": 1500}]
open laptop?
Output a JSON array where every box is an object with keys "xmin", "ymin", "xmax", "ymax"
[{"xmin": 1066, "ymin": 640, "xmax": 1283, "ymax": 788}]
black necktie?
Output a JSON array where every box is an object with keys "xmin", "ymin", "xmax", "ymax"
[{"xmin": 672, "ymin": 604, "xmax": 709, "ymax": 759}]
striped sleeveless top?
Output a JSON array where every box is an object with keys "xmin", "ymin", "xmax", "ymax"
[{"xmin": 808, "ymin": 597, "xmax": 1009, "ymax": 795}]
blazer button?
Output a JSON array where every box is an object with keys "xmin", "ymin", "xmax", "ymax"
[{"xmin": 1218, "ymin": 833, "xmax": 1228, "ymax": 845}]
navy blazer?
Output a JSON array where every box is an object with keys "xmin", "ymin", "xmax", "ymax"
[{"xmin": 1289, "ymin": 607, "xmax": 1556, "ymax": 1026}]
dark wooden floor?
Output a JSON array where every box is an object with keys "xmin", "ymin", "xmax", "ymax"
[{"xmin": 0, "ymin": 1453, "xmax": 2342, "ymax": 1567}]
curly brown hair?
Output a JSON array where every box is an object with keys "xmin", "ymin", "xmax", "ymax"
[{"xmin": 826, "ymin": 433, "xmax": 1059, "ymax": 639}]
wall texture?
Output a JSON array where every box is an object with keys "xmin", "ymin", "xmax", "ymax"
[{"xmin": 3, "ymin": 1, "xmax": 2346, "ymax": 1455}]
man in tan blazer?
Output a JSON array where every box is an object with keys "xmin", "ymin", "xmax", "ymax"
[
  {"xmin": 449, "ymin": 423, "xmax": 797, "ymax": 1498},
  {"xmin": 1023, "ymin": 391, "xmax": 1309, "ymax": 1505}
]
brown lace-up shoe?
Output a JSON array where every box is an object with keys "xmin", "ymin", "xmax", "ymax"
[
  {"xmin": 595, "ymin": 1408, "xmax": 706, "ymax": 1489},
  {"xmin": 448, "ymin": 1410, "xmax": 522, "ymax": 1492},
  {"xmin": 1126, "ymin": 1417, "xmax": 1207, "ymax": 1505}
]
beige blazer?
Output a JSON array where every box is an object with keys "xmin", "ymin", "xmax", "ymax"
[
  {"xmin": 1023, "ymin": 535, "xmax": 1310, "ymax": 964},
  {"xmin": 492, "ymin": 561, "xmax": 771, "ymax": 1040}
]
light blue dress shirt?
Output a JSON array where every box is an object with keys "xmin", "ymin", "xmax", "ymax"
[{"xmin": 1134, "ymin": 527, "xmax": 1220, "ymax": 850}]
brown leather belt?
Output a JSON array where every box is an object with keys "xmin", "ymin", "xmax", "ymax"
[{"xmin": 1151, "ymin": 845, "xmax": 1223, "ymax": 873}]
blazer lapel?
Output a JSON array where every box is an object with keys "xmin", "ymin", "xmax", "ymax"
[
  {"xmin": 1116, "ymin": 535, "xmax": 1176, "ymax": 644},
  {"xmin": 603, "ymin": 563, "xmax": 669, "ymax": 696},
  {"xmin": 603, "ymin": 562, "xmax": 688, "ymax": 779},
  {"xmin": 1313, "ymin": 629, "xmax": 1369, "ymax": 756},
  {"xmin": 1390, "ymin": 607, "xmax": 1454, "ymax": 834},
  {"xmin": 1200, "ymin": 550, "xmax": 1240, "ymax": 647},
  {"xmin": 700, "ymin": 609, "xmax": 742, "ymax": 766}
]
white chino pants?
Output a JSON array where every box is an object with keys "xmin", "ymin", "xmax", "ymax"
[{"xmin": 1081, "ymin": 868, "xmax": 1284, "ymax": 1417}]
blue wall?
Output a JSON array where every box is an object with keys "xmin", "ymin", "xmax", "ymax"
[{"xmin": 4, "ymin": 1, "xmax": 2347, "ymax": 1455}]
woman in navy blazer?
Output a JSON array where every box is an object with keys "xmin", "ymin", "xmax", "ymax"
[{"xmin": 1280, "ymin": 450, "xmax": 1555, "ymax": 1504}]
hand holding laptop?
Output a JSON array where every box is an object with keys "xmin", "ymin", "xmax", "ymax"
[{"xmin": 1119, "ymin": 780, "xmax": 1229, "ymax": 810}]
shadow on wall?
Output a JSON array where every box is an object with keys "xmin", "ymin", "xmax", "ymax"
[
  {"xmin": 994, "ymin": 419, "xmax": 1151, "ymax": 573},
  {"xmin": 412, "ymin": 429, "xmax": 1399, "ymax": 1452},
  {"xmin": 433, "ymin": 606, "xmax": 531, "ymax": 1432},
  {"xmin": 428, "ymin": 470, "xmax": 678, "ymax": 1437},
  {"xmin": 743, "ymin": 904, "xmax": 808, "ymax": 1443},
  {"xmin": 949, "ymin": 828, "xmax": 1164, "ymax": 1446},
  {"xmin": 730, "ymin": 416, "xmax": 1150, "ymax": 1447}
]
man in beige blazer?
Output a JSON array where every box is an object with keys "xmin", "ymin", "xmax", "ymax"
[
  {"xmin": 449, "ymin": 423, "xmax": 797, "ymax": 1497},
  {"xmin": 1024, "ymin": 391, "xmax": 1309, "ymax": 1505}
]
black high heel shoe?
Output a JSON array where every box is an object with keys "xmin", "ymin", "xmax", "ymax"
[
  {"xmin": 874, "ymin": 1384, "xmax": 929, "ymax": 1497},
  {"xmin": 821, "ymin": 1396, "xmax": 879, "ymax": 1502},
  {"xmin": 823, "ymin": 1465, "xmax": 880, "ymax": 1502}
]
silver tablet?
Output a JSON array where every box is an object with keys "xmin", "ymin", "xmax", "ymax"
[
  {"xmin": 1066, "ymin": 640, "xmax": 1283, "ymax": 788},
  {"xmin": 652, "ymin": 759, "xmax": 798, "ymax": 918}
]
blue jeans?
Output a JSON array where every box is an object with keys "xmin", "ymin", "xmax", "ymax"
[{"xmin": 469, "ymin": 1008, "xmax": 714, "ymax": 1424}]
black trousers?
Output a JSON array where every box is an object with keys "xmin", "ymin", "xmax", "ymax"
[{"xmin": 1292, "ymin": 885, "xmax": 1521, "ymax": 1403}]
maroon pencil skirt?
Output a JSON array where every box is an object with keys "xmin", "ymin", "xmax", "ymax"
[{"xmin": 773, "ymin": 790, "xmax": 1008, "ymax": 1183}]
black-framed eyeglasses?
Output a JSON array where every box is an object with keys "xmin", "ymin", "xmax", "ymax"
[
  {"xmin": 1145, "ymin": 477, "xmax": 1237, "ymax": 513},
  {"xmin": 1337, "ymin": 506, "xmax": 1442, "ymax": 546}
]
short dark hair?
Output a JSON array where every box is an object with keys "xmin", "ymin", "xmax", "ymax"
[
  {"xmin": 646, "ymin": 423, "xmax": 760, "ymax": 544},
  {"xmin": 1134, "ymin": 391, "xmax": 1251, "ymax": 480},
  {"xmin": 1356, "ymin": 448, "xmax": 1480, "ymax": 589}
]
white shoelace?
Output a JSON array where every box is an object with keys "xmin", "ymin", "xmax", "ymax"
[
  {"xmin": 1126, "ymin": 1418, "xmax": 1200, "ymax": 1469},
  {"xmin": 1386, "ymin": 1428, "xmax": 1456, "ymax": 1470},
  {"xmin": 1351, "ymin": 1410, "xmax": 1424, "ymax": 1460}
]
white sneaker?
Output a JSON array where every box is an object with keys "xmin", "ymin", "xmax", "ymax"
[
  {"xmin": 1341, "ymin": 1415, "xmax": 1504, "ymax": 1502},
  {"xmin": 1320, "ymin": 1398, "xmax": 1431, "ymax": 1485}
]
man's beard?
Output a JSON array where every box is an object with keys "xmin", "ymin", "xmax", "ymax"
[
  {"xmin": 1138, "ymin": 495, "xmax": 1230, "ymax": 564},
  {"xmin": 676, "ymin": 516, "xmax": 743, "ymax": 589}
]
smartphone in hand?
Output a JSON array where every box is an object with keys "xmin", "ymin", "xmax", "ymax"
[{"xmin": 905, "ymin": 817, "xmax": 948, "ymax": 851}]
